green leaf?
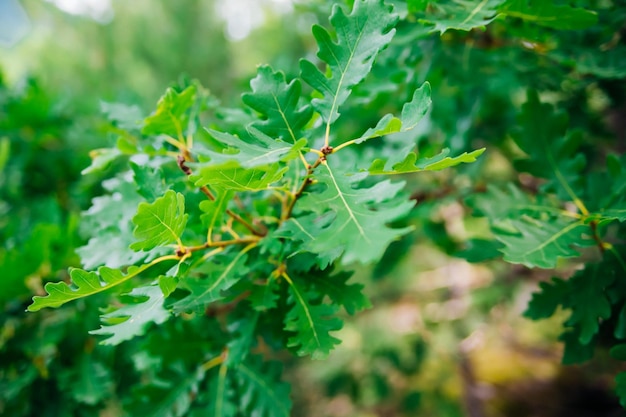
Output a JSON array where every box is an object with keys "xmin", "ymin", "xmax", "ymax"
[
  {"xmin": 197, "ymin": 366, "xmax": 238, "ymax": 417},
  {"xmin": 297, "ymin": 161, "xmax": 414, "ymax": 265},
  {"xmin": 142, "ymin": 85, "xmax": 196, "ymax": 137},
  {"xmin": 284, "ymin": 276, "xmax": 343, "ymax": 359},
  {"xmin": 236, "ymin": 356, "xmax": 292, "ymax": 417},
  {"xmin": 499, "ymin": 0, "xmax": 598, "ymax": 30},
  {"xmin": 417, "ymin": 0, "xmax": 505, "ymax": 34},
  {"xmin": 311, "ymin": 271, "xmax": 371, "ymax": 315},
  {"xmin": 524, "ymin": 277, "xmax": 568, "ymax": 320},
  {"xmin": 131, "ymin": 161, "xmax": 168, "ymax": 202},
  {"xmin": 77, "ymin": 179, "xmax": 158, "ymax": 269},
  {"xmin": 616, "ymin": 372, "xmax": 626, "ymax": 408},
  {"xmin": 242, "ymin": 65, "xmax": 312, "ymax": 143},
  {"xmin": 497, "ymin": 217, "xmax": 589, "ymax": 268},
  {"xmin": 173, "ymin": 249, "xmax": 251, "ymax": 312},
  {"xmin": 59, "ymin": 356, "xmax": 114, "ymax": 405},
  {"xmin": 200, "ymin": 127, "xmax": 306, "ymax": 168},
  {"xmin": 300, "ymin": 0, "xmax": 398, "ymax": 126},
  {"xmin": 130, "ymin": 190, "xmax": 188, "ymax": 251},
  {"xmin": 610, "ymin": 344, "xmax": 626, "ymax": 361},
  {"xmin": 559, "ymin": 329, "xmax": 594, "ymax": 365},
  {"xmin": 193, "ymin": 163, "xmax": 286, "ymax": 192},
  {"xmin": 90, "ymin": 284, "xmax": 171, "ymax": 345},
  {"xmin": 129, "ymin": 364, "xmax": 205, "ymax": 417},
  {"xmin": 512, "ymin": 90, "xmax": 585, "ymax": 197},
  {"xmin": 27, "ymin": 260, "xmax": 173, "ymax": 311},
  {"xmin": 564, "ymin": 263, "xmax": 614, "ymax": 344},
  {"xmin": 369, "ymin": 148, "xmax": 485, "ymax": 175},
  {"xmin": 354, "ymin": 82, "xmax": 431, "ymax": 145}
]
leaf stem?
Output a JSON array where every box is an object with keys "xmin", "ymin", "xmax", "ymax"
[
  {"xmin": 184, "ymin": 236, "xmax": 260, "ymax": 254},
  {"xmin": 201, "ymin": 349, "xmax": 228, "ymax": 372}
]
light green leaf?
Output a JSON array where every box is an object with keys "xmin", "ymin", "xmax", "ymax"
[
  {"xmin": 142, "ymin": 85, "xmax": 196, "ymax": 137},
  {"xmin": 27, "ymin": 261, "xmax": 173, "ymax": 311},
  {"xmin": 90, "ymin": 284, "xmax": 171, "ymax": 345},
  {"xmin": 193, "ymin": 163, "xmax": 286, "ymax": 192},
  {"xmin": 297, "ymin": 162, "xmax": 414, "ymax": 265},
  {"xmin": 130, "ymin": 190, "xmax": 188, "ymax": 251},
  {"xmin": 354, "ymin": 82, "xmax": 431, "ymax": 145},
  {"xmin": 300, "ymin": 0, "xmax": 398, "ymax": 126},
  {"xmin": 242, "ymin": 65, "xmax": 312, "ymax": 143},
  {"xmin": 369, "ymin": 147, "xmax": 485, "ymax": 175},
  {"xmin": 499, "ymin": 0, "xmax": 597, "ymax": 30},
  {"xmin": 417, "ymin": 0, "xmax": 505, "ymax": 34},
  {"xmin": 200, "ymin": 127, "xmax": 306, "ymax": 168},
  {"xmin": 284, "ymin": 277, "xmax": 343, "ymax": 359}
]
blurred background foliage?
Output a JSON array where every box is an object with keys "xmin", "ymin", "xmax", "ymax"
[{"xmin": 1, "ymin": 0, "xmax": 626, "ymax": 416}]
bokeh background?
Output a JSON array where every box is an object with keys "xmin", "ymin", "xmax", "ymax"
[{"xmin": 2, "ymin": 1, "xmax": 626, "ymax": 416}]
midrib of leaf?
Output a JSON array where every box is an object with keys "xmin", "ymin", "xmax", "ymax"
[
  {"xmin": 545, "ymin": 143, "xmax": 589, "ymax": 215},
  {"xmin": 28, "ymin": 255, "xmax": 179, "ymax": 311},
  {"xmin": 324, "ymin": 23, "xmax": 367, "ymax": 146},
  {"xmin": 462, "ymin": 0, "xmax": 490, "ymax": 24},
  {"xmin": 291, "ymin": 218, "xmax": 315, "ymax": 241},
  {"xmin": 518, "ymin": 220, "xmax": 584, "ymax": 258},
  {"xmin": 272, "ymin": 93, "xmax": 297, "ymax": 143},
  {"xmin": 283, "ymin": 273, "xmax": 321, "ymax": 348},
  {"xmin": 151, "ymin": 370, "xmax": 201, "ymax": 417},
  {"xmin": 245, "ymin": 146, "xmax": 291, "ymax": 166},
  {"xmin": 215, "ymin": 363, "xmax": 228, "ymax": 417},
  {"xmin": 323, "ymin": 162, "xmax": 368, "ymax": 241},
  {"xmin": 196, "ymin": 244, "xmax": 254, "ymax": 300},
  {"xmin": 238, "ymin": 363, "xmax": 289, "ymax": 417},
  {"xmin": 146, "ymin": 205, "xmax": 183, "ymax": 246}
]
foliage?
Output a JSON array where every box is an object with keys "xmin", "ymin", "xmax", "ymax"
[{"xmin": 3, "ymin": 0, "xmax": 626, "ymax": 415}]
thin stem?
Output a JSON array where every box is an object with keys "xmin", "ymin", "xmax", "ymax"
[
  {"xmin": 201, "ymin": 349, "xmax": 228, "ymax": 372},
  {"xmin": 184, "ymin": 236, "xmax": 261, "ymax": 254},
  {"xmin": 283, "ymin": 156, "xmax": 324, "ymax": 220}
]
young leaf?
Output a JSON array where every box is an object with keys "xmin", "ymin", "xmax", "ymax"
[
  {"xmin": 498, "ymin": 217, "xmax": 589, "ymax": 268},
  {"xmin": 193, "ymin": 163, "xmax": 286, "ymax": 192},
  {"xmin": 300, "ymin": 0, "xmax": 398, "ymax": 128},
  {"xmin": 199, "ymin": 127, "xmax": 306, "ymax": 168},
  {"xmin": 284, "ymin": 275, "xmax": 343, "ymax": 359},
  {"xmin": 296, "ymin": 162, "xmax": 415, "ymax": 265},
  {"xmin": 236, "ymin": 356, "xmax": 292, "ymax": 417},
  {"xmin": 27, "ymin": 261, "xmax": 175, "ymax": 311},
  {"xmin": 130, "ymin": 190, "xmax": 188, "ymax": 251},
  {"xmin": 353, "ymin": 82, "xmax": 431, "ymax": 145},
  {"xmin": 369, "ymin": 148, "xmax": 485, "ymax": 175},
  {"xmin": 89, "ymin": 284, "xmax": 171, "ymax": 345},
  {"xmin": 417, "ymin": 0, "xmax": 505, "ymax": 34},
  {"xmin": 142, "ymin": 85, "xmax": 196, "ymax": 137},
  {"xmin": 242, "ymin": 65, "xmax": 312, "ymax": 143},
  {"xmin": 499, "ymin": 0, "xmax": 598, "ymax": 30}
]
